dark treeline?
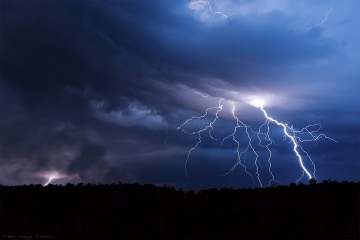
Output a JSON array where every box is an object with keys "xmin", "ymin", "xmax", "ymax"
[{"xmin": 0, "ymin": 181, "xmax": 359, "ymax": 240}]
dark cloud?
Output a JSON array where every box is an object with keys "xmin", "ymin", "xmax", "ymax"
[
  {"xmin": 68, "ymin": 143, "xmax": 108, "ymax": 181},
  {"xmin": 0, "ymin": 0, "xmax": 356, "ymax": 187},
  {"xmin": 0, "ymin": 0, "xmax": 338, "ymax": 104}
]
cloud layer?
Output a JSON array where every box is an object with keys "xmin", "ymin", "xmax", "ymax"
[{"xmin": 0, "ymin": 0, "xmax": 359, "ymax": 187}]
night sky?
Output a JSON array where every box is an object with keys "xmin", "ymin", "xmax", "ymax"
[{"xmin": 0, "ymin": 0, "xmax": 359, "ymax": 189}]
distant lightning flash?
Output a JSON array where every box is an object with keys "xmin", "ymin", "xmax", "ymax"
[
  {"xmin": 178, "ymin": 95, "xmax": 335, "ymax": 187},
  {"xmin": 42, "ymin": 171, "xmax": 65, "ymax": 186},
  {"xmin": 38, "ymin": 171, "xmax": 79, "ymax": 186},
  {"xmin": 44, "ymin": 175, "xmax": 56, "ymax": 186}
]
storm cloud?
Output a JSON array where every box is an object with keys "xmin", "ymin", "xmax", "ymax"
[{"xmin": 0, "ymin": 0, "xmax": 358, "ymax": 188}]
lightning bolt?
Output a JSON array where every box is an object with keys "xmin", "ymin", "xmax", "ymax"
[
  {"xmin": 221, "ymin": 102, "xmax": 254, "ymax": 182},
  {"xmin": 44, "ymin": 175, "xmax": 56, "ymax": 186},
  {"xmin": 256, "ymin": 119, "xmax": 276, "ymax": 185},
  {"xmin": 178, "ymin": 96, "xmax": 335, "ymax": 187},
  {"xmin": 177, "ymin": 99, "xmax": 224, "ymax": 176},
  {"xmin": 38, "ymin": 171, "xmax": 80, "ymax": 186},
  {"xmin": 189, "ymin": 0, "xmax": 229, "ymax": 19},
  {"xmin": 294, "ymin": 123, "xmax": 336, "ymax": 180},
  {"xmin": 258, "ymin": 105, "xmax": 313, "ymax": 180},
  {"xmin": 295, "ymin": 123, "xmax": 337, "ymax": 143},
  {"xmin": 308, "ymin": 7, "xmax": 333, "ymax": 30},
  {"xmin": 42, "ymin": 172, "xmax": 63, "ymax": 186}
]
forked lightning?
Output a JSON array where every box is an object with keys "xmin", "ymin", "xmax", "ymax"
[{"xmin": 178, "ymin": 96, "xmax": 336, "ymax": 186}]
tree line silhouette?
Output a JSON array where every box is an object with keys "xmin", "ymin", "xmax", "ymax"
[{"xmin": 0, "ymin": 180, "xmax": 358, "ymax": 239}]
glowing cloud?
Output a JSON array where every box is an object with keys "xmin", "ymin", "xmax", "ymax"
[
  {"xmin": 38, "ymin": 171, "xmax": 79, "ymax": 186},
  {"xmin": 249, "ymin": 98, "xmax": 266, "ymax": 108}
]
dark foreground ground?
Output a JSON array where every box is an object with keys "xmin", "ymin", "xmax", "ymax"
[{"xmin": 0, "ymin": 181, "xmax": 359, "ymax": 240}]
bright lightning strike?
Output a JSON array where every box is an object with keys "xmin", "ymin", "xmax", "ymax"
[
  {"xmin": 252, "ymin": 98, "xmax": 313, "ymax": 180},
  {"xmin": 249, "ymin": 97, "xmax": 336, "ymax": 181},
  {"xmin": 178, "ymin": 95, "xmax": 336, "ymax": 187}
]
